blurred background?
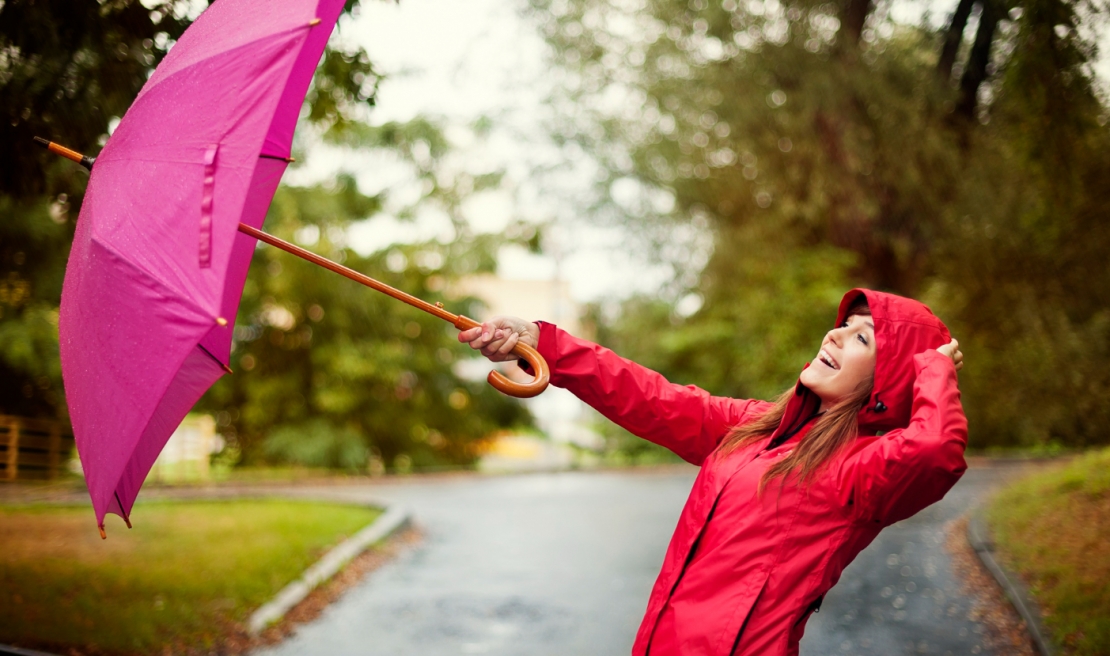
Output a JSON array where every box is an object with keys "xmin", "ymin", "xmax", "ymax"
[{"xmin": 2, "ymin": 0, "xmax": 1108, "ymax": 477}]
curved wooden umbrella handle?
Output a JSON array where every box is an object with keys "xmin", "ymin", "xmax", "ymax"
[
  {"xmin": 489, "ymin": 341, "xmax": 550, "ymax": 399},
  {"xmin": 453, "ymin": 316, "xmax": 550, "ymax": 398}
]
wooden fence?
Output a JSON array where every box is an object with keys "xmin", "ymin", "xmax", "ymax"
[{"xmin": 0, "ymin": 414, "xmax": 75, "ymax": 481}]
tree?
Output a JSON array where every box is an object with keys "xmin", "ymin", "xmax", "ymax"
[
  {"xmin": 932, "ymin": 0, "xmax": 1110, "ymax": 447},
  {"xmin": 197, "ymin": 172, "xmax": 530, "ymax": 471},
  {"xmin": 529, "ymin": 0, "xmax": 1110, "ymax": 448},
  {"xmin": 2, "ymin": 0, "xmax": 531, "ymax": 468},
  {"xmin": 1, "ymin": 1, "xmax": 185, "ymax": 417},
  {"xmin": 0, "ymin": 0, "xmax": 378, "ymax": 419}
]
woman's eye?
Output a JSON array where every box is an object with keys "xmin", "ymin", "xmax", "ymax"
[{"xmin": 857, "ymin": 334, "xmax": 868, "ymax": 345}]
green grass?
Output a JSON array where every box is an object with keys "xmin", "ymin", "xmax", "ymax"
[
  {"xmin": 0, "ymin": 499, "xmax": 380, "ymax": 654},
  {"xmin": 988, "ymin": 448, "xmax": 1110, "ymax": 655}
]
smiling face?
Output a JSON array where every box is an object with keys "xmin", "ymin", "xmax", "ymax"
[{"xmin": 799, "ymin": 310, "xmax": 877, "ymax": 411}]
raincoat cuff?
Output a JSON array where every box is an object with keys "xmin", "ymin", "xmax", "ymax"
[
  {"xmin": 914, "ymin": 349, "xmax": 955, "ymax": 373},
  {"xmin": 517, "ymin": 321, "xmax": 558, "ymax": 375}
]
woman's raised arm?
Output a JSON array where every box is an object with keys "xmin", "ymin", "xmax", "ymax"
[
  {"xmin": 834, "ymin": 342, "xmax": 968, "ymax": 525},
  {"xmin": 461, "ymin": 318, "xmax": 764, "ymax": 465}
]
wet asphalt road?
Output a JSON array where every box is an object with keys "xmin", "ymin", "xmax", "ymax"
[
  {"xmin": 254, "ymin": 462, "xmax": 1031, "ymax": 656},
  {"xmin": 800, "ymin": 462, "xmax": 1028, "ymax": 656}
]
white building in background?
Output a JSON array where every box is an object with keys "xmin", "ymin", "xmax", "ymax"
[
  {"xmin": 148, "ymin": 414, "xmax": 224, "ymax": 482},
  {"xmin": 453, "ymin": 274, "xmax": 603, "ymax": 453}
]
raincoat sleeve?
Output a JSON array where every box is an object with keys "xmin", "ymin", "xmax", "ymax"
[
  {"xmin": 532, "ymin": 322, "xmax": 763, "ymax": 465},
  {"xmin": 836, "ymin": 350, "xmax": 968, "ymax": 525}
]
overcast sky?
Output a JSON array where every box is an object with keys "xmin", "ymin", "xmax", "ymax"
[{"xmin": 277, "ymin": 0, "xmax": 679, "ymax": 305}]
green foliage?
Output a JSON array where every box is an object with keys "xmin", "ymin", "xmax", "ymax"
[
  {"xmin": 0, "ymin": 0, "xmax": 192, "ymax": 197},
  {"xmin": 0, "ymin": 0, "xmax": 190, "ymax": 416},
  {"xmin": 307, "ymin": 45, "xmax": 383, "ymax": 133},
  {"xmin": 263, "ymin": 418, "xmax": 370, "ymax": 471},
  {"xmin": 0, "ymin": 0, "xmax": 378, "ymax": 420},
  {"xmin": 591, "ymin": 235, "xmax": 854, "ymax": 402},
  {"xmin": 531, "ymin": 0, "xmax": 1110, "ymax": 447},
  {"xmin": 593, "ymin": 420, "xmax": 684, "ymax": 465},
  {"xmin": 1, "ymin": 0, "xmax": 532, "ymax": 470},
  {"xmin": 926, "ymin": 0, "xmax": 1110, "ymax": 446},
  {"xmin": 989, "ymin": 450, "xmax": 1110, "ymax": 655},
  {"xmin": 196, "ymin": 175, "xmax": 529, "ymax": 471}
]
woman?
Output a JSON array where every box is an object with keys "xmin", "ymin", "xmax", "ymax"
[{"xmin": 458, "ymin": 288, "xmax": 967, "ymax": 656}]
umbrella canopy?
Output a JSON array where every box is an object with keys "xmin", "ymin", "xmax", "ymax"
[{"xmin": 60, "ymin": 0, "xmax": 347, "ymax": 535}]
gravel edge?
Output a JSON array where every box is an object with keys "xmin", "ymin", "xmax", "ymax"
[
  {"xmin": 967, "ymin": 507, "xmax": 1057, "ymax": 656},
  {"xmin": 247, "ymin": 504, "xmax": 412, "ymax": 635}
]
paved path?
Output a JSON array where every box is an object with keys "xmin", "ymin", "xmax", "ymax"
[
  {"xmin": 255, "ymin": 470, "xmax": 694, "ymax": 655},
  {"xmin": 253, "ymin": 461, "xmax": 1034, "ymax": 656}
]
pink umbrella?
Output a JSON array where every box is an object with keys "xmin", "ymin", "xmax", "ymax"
[{"xmin": 52, "ymin": 0, "xmax": 547, "ymax": 538}]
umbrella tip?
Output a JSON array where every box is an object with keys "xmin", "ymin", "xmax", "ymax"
[
  {"xmin": 216, "ymin": 317, "xmax": 228, "ymax": 326},
  {"xmin": 34, "ymin": 136, "xmax": 50, "ymax": 148},
  {"xmin": 309, "ymin": 17, "xmax": 321, "ymax": 26},
  {"xmin": 98, "ymin": 525, "xmax": 107, "ymax": 540},
  {"xmin": 124, "ymin": 517, "xmax": 133, "ymax": 529}
]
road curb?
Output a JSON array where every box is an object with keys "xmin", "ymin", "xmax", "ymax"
[
  {"xmin": 248, "ymin": 504, "xmax": 412, "ymax": 635},
  {"xmin": 966, "ymin": 508, "xmax": 1056, "ymax": 656},
  {"xmin": 0, "ymin": 644, "xmax": 64, "ymax": 656}
]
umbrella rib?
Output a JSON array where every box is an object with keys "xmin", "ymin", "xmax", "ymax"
[
  {"xmin": 134, "ymin": 25, "xmax": 314, "ymax": 108},
  {"xmin": 114, "ymin": 490, "xmax": 133, "ymax": 529},
  {"xmin": 197, "ymin": 342, "xmax": 234, "ymax": 374},
  {"xmin": 89, "ymin": 235, "xmax": 215, "ymax": 323}
]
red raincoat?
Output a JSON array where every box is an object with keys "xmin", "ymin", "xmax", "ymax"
[{"xmin": 532, "ymin": 289, "xmax": 967, "ymax": 656}]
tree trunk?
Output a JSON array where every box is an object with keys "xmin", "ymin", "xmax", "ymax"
[
  {"xmin": 938, "ymin": 0, "xmax": 976, "ymax": 81},
  {"xmin": 957, "ymin": 0, "xmax": 1002, "ymax": 118},
  {"xmin": 840, "ymin": 0, "xmax": 874, "ymax": 47}
]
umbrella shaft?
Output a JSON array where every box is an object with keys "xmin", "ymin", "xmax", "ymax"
[
  {"xmin": 236, "ymin": 223, "xmax": 476, "ymax": 330},
  {"xmin": 34, "ymin": 137, "xmax": 95, "ymax": 170}
]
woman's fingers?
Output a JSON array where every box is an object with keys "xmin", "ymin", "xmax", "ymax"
[
  {"xmin": 457, "ymin": 316, "xmax": 534, "ymax": 362},
  {"xmin": 495, "ymin": 330, "xmax": 520, "ymax": 356},
  {"xmin": 459, "ymin": 320, "xmax": 502, "ymax": 345},
  {"xmin": 465, "ymin": 322, "xmax": 498, "ymax": 350},
  {"xmin": 457, "ymin": 326, "xmax": 483, "ymax": 343},
  {"xmin": 479, "ymin": 328, "xmax": 501, "ymax": 356},
  {"xmin": 935, "ymin": 338, "xmax": 964, "ymax": 371},
  {"xmin": 476, "ymin": 328, "xmax": 510, "ymax": 361}
]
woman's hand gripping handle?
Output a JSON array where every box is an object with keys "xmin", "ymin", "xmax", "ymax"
[{"xmin": 455, "ymin": 316, "xmax": 549, "ymax": 398}]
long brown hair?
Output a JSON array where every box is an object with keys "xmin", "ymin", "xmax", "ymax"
[{"xmin": 718, "ymin": 300, "xmax": 874, "ymax": 492}]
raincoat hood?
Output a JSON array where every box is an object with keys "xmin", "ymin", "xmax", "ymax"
[
  {"xmin": 754, "ymin": 289, "xmax": 953, "ymax": 447},
  {"xmin": 771, "ymin": 289, "xmax": 951, "ymax": 442},
  {"xmin": 829, "ymin": 289, "xmax": 951, "ymax": 433}
]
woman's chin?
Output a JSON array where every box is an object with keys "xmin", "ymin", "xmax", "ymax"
[
  {"xmin": 799, "ymin": 366, "xmax": 826, "ymax": 391},
  {"xmin": 801, "ymin": 373, "xmax": 840, "ymax": 406}
]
